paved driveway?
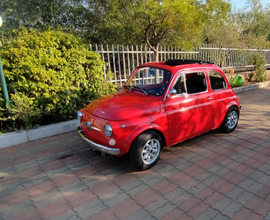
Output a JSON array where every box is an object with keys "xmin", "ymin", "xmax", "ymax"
[{"xmin": 1, "ymin": 87, "xmax": 270, "ymax": 220}]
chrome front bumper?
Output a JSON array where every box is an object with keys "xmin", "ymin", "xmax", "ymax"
[{"xmin": 77, "ymin": 127, "xmax": 121, "ymax": 155}]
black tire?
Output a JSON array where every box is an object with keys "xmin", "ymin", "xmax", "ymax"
[
  {"xmin": 129, "ymin": 131, "xmax": 163, "ymax": 171},
  {"xmin": 220, "ymin": 106, "xmax": 239, "ymax": 133}
]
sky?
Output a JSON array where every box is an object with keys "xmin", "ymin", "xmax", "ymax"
[{"xmin": 229, "ymin": 0, "xmax": 270, "ymax": 9}]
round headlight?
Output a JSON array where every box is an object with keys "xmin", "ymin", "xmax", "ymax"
[{"xmin": 104, "ymin": 124, "xmax": 113, "ymax": 137}]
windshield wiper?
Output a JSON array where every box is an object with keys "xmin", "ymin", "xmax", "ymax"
[
  {"xmin": 134, "ymin": 86, "xmax": 149, "ymax": 95},
  {"xmin": 123, "ymin": 85, "xmax": 132, "ymax": 91}
]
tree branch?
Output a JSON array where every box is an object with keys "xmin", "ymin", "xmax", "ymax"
[{"xmin": 145, "ymin": 25, "xmax": 156, "ymax": 53}]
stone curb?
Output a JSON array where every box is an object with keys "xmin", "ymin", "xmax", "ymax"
[
  {"xmin": 0, "ymin": 80, "xmax": 270, "ymax": 149},
  {"xmin": 232, "ymin": 80, "xmax": 270, "ymax": 93},
  {"xmin": 0, "ymin": 119, "xmax": 78, "ymax": 149}
]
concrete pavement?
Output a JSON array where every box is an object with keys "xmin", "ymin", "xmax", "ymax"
[{"xmin": 1, "ymin": 86, "xmax": 270, "ymax": 220}]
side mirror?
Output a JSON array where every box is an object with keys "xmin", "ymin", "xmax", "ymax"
[{"xmin": 169, "ymin": 88, "xmax": 177, "ymax": 96}]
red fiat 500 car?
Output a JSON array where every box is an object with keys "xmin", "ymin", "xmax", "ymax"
[{"xmin": 77, "ymin": 59, "xmax": 241, "ymax": 170}]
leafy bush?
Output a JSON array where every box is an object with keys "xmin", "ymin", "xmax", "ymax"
[
  {"xmin": 0, "ymin": 28, "xmax": 117, "ymax": 131},
  {"xmin": 248, "ymin": 52, "xmax": 267, "ymax": 82}
]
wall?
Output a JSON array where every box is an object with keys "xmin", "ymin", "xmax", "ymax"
[{"xmin": 225, "ymin": 70, "xmax": 270, "ymax": 83}]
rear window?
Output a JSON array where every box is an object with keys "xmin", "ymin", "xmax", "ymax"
[{"xmin": 209, "ymin": 71, "xmax": 227, "ymax": 90}]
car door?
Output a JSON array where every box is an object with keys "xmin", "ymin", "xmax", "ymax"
[{"xmin": 164, "ymin": 71, "xmax": 215, "ymax": 143}]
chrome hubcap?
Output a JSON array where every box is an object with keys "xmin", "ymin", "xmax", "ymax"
[
  {"xmin": 227, "ymin": 111, "xmax": 238, "ymax": 129},
  {"xmin": 141, "ymin": 139, "xmax": 160, "ymax": 165}
]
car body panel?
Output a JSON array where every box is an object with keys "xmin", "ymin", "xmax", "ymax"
[
  {"xmin": 164, "ymin": 91, "xmax": 215, "ymax": 142},
  {"xmin": 84, "ymin": 90, "xmax": 161, "ymax": 120}
]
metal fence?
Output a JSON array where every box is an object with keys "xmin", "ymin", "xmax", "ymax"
[
  {"xmin": 199, "ymin": 44, "xmax": 270, "ymax": 68},
  {"xmin": 90, "ymin": 44, "xmax": 270, "ymax": 86}
]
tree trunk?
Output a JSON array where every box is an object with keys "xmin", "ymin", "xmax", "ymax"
[
  {"xmin": 154, "ymin": 51, "xmax": 159, "ymax": 62},
  {"xmin": 154, "ymin": 44, "xmax": 159, "ymax": 62}
]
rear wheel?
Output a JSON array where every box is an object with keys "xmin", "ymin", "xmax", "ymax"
[
  {"xmin": 129, "ymin": 131, "xmax": 163, "ymax": 171},
  {"xmin": 221, "ymin": 106, "xmax": 239, "ymax": 133}
]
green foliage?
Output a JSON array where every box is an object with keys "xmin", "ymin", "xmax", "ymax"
[
  {"xmin": 7, "ymin": 92, "xmax": 42, "ymax": 130},
  {"xmin": 0, "ymin": 0, "xmax": 92, "ymax": 38},
  {"xmin": 203, "ymin": 22, "xmax": 244, "ymax": 47},
  {"xmin": 248, "ymin": 52, "xmax": 267, "ymax": 82},
  {"xmin": 1, "ymin": 0, "xmax": 270, "ymax": 49},
  {"xmin": 0, "ymin": 28, "xmax": 117, "ymax": 131},
  {"xmin": 201, "ymin": 0, "xmax": 231, "ymax": 26},
  {"xmin": 234, "ymin": 0, "xmax": 270, "ymax": 48},
  {"xmin": 103, "ymin": 0, "xmax": 205, "ymax": 61}
]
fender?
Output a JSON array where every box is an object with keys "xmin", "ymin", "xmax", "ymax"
[
  {"xmin": 122, "ymin": 123, "xmax": 168, "ymax": 154},
  {"xmin": 226, "ymin": 99, "xmax": 240, "ymax": 112}
]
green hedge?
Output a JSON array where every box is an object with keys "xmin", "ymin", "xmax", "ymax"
[
  {"xmin": 248, "ymin": 52, "xmax": 267, "ymax": 82},
  {"xmin": 0, "ymin": 28, "xmax": 116, "ymax": 131}
]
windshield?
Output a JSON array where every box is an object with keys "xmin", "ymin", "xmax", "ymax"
[{"xmin": 125, "ymin": 67, "xmax": 171, "ymax": 96}]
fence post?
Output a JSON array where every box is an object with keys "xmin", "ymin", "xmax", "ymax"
[
  {"xmin": 116, "ymin": 45, "xmax": 122, "ymax": 87},
  {"xmin": 106, "ymin": 44, "xmax": 111, "ymax": 73},
  {"xmin": 100, "ymin": 44, "xmax": 106, "ymax": 79},
  {"xmin": 122, "ymin": 45, "xmax": 126, "ymax": 82},
  {"xmin": 127, "ymin": 45, "xmax": 131, "ymax": 76},
  {"xmin": 111, "ymin": 45, "xmax": 117, "ymax": 84}
]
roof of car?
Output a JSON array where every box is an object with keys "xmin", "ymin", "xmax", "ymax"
[
  {"xmin": 138, "ymin": 59, "xmax": 221, "ymax": 73},
  {"xmin": 164, "ymin": 59, "xmax": 214, "ymax": 66}
]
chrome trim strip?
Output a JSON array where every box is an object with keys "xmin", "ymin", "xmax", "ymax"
[
  {"xmin": 92, "ymin": 127, "xmax": 101, "ymax": 131},
  {"xmin": 77, "ymin": 127, "xmax": 120, "ymax": 155},
  {"xmin": 83, "ymin": 121, "xmax": 101, "ymax": 131}
]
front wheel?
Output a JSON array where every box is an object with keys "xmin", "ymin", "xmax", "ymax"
[
  {"xmin": 220, "ymin": 106, "xmax": 239, "ymax": 133},
  {"xmin": 129, "ymin": 131, "xmax": 163, "ymax": 171}
]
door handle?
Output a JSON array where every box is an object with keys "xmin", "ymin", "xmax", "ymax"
[{"xmin": 206, "ymin": 97, "xmax": 213, "ymax": 100}]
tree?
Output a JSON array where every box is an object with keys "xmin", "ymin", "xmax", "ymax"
[
  {"xmin": 202, "ymin": 0, "xmax": 239, "ymax": 46},
  {"xmin": 94, "ymin": 0, "xmax": 204, "ymax": 61},
  {"xmin": 203, "ymin": 23, "xmax": 242, "ymax": 47},
  {"xmin": 234, "ymin": 0, "xmax": 270, "ymax": 48},
  {"xmin": 0, "ymin": 0, "xmax": 94, "ymax": 38},
  {"xmin": 89, "ymin": 0, "xmax": 233, "ymax": 61}
]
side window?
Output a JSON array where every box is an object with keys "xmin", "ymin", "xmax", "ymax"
[
  {"xmin": 209, "ymin": 71, "xmax": 227, "ymax": 90},
  {"xmin": 185, "ymin": 72, "xmax": 207, "ymax": 94},
  {"xmin": 173, "ymin": 75, "xmax": 186, "ymax": 94}
]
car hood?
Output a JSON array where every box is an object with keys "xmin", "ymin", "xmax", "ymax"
[{"xmin": 84, "ymin": 90, "xmax": 161, "ymax": 121}]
